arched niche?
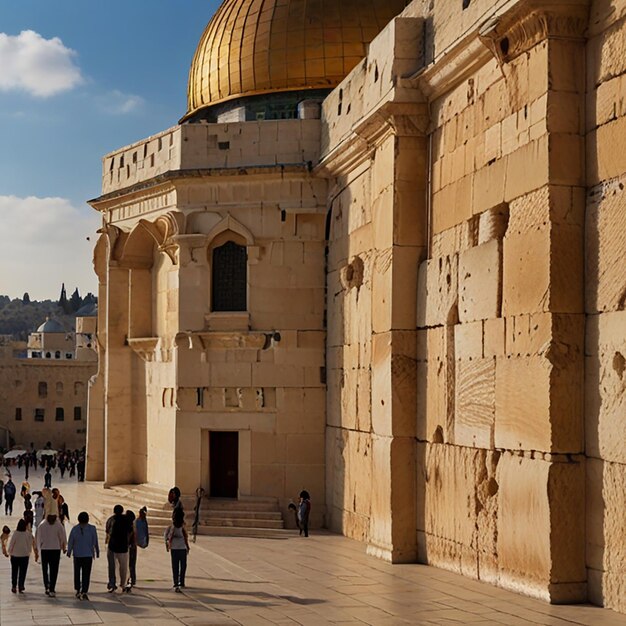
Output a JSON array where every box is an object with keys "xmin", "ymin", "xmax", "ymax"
[{"xmin": 205, "ymin": 215, "xmax": 254, "ymax": 312}]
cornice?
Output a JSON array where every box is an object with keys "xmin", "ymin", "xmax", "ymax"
[
  {"xmin": 407, "ymin": 30, "xmax": 492, "ymax": 100},
  {"xmin": 404, "ymin": 0, "xmax": 589, "ymax": 103},
  {"xmin": 88, "ymin": 164, "xmax": 313, "ymax": 209},
  {"xmin": 479, "ymin": 0, "xmax": 589, "ymax": 64}
]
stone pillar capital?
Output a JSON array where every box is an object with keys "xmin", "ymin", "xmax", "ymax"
[{"xmin": 479, "ymin": 0, "xmax": 589, "ymax": 64}]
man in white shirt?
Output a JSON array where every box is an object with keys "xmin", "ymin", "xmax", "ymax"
[{"xmin": 35, "ymin": 514, "xmax": 67, "ymax": 597}]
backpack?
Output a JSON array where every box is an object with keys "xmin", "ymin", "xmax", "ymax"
[
  {"xmin": 4, "ymin": 482, "xmax": 15, "ymax": 498},
  {"xmin": 135, "ymin": 518, "xmax": 149, "ymax": 549}
]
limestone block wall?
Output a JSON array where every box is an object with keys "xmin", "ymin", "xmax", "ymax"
[
  {"xmin": 584, "ymin": 1, "xmax": 626, "ymax": 613},
  {"xmin": 417, "ymin": 5, "xmax": 588, "ymax": 600},
  {"xmin": 101, "ymin": 121, "xmax": 321, "ymax": 196},
  {"xmin": 322, "ymin": 15, "xmax": 427, "ymax": 563}
]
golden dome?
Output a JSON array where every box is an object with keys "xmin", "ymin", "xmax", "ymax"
[{"xmin": 185, "ymin": 0, "xmax": 408, "ymax": 119}]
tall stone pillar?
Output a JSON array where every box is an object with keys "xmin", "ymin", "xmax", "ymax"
[
  {"xmin": 86, "ymin": 234, "xmax": 108, "ymax": 481},
  {"xmin": 480, "ymin": 2, "xmax": 588, "ymax": 603},
  {"xmin": 104, "ymin": 264, "xmax": 134, "ymax": 486},
  {"xmin": 366, "ymin": 111, "xmax": 429, "ymax": 563}
]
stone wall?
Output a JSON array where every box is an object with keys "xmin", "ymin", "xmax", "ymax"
[
  {"xmin": 0, "ymin": 357, "xmax": 96, "ymax": 450},
  {"xmin": 584, "ymin": 0, "xmax": 626, "ymax": 613},
  {"xmin": 322, "ymin": 0, "xmax": 626, "ymax": 610}
]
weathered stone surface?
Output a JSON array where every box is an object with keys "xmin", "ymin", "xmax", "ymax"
[
  {"xmin": 497, "ymin": 453, "xmax": 586, "ymax": 603},
  {"xmin": 416, "ymin": 327, "xmax": 454, "ymax": 443},
  {"xmin": 417, "ymin": 254, "xmax": 458, "ymax": 328},
  {"xmin": 417, "ymin": 443, "xmax": 499, "ymax": 580},
  {"xmin": 586, "ymin": 177, "xmax": 626, "ymax": 313},
  {"xmin": 495, "ymin": 351, "xmax": 583, "ymax": 453},
  {"xmin": 586, "ymin": 458, "xmax": 626, "ymax": 613},
  {"xmin": 585, "ymin": 311, "xmax": 626, "ymax": 465},
  {"xmin": 455, "ymin": 357, "xmax": 496, "ymax": 449},
  {"xmin": 458, "ymin": 239, "xmax": 502, "ymax": 322}
]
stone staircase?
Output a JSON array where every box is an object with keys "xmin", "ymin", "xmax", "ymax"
[{"xmin": 90, "ymin": 483, "xmax": 288, "ymax": 538}]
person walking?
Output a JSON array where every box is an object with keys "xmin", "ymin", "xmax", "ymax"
[
  {"xmin": 3, "ymin": 478, "xmax": 16, "ymax": 516},
  {"xmin": 0, "ymin": 477, "xmax": 4, "ymax": 507},
  {"xmin": 43, "ymin": 467, "xmax": 52, "ymax": 489},
  {"xmin": 165, "ymin": 508, "xmax": 190, "ymax": 592},
  {"xmin": 8, "ymin": 518, "xmax": 38, "ymax": 593},
  {"xmin": 33, "ymin": 492, "xmax": 45, "ymax": 529},
  {"xmin": 35, "ymin": 514, "xmax": 67, "ymax": 597},
  {"xmin": 1, "ymin": 525, "xmax": 10, "ymax": 557},
  {"xmin": 125, "ymin": 510, "xmax": 137, "ymax": 589},
  {"xmin": 67, "ymin": 512, "xmax": 99, "ymax": 600},
  {"xmin": 105, "ymin": 505, "xmax": 132, "ymax": 593},
  {"xmin": 297, "ymin": 490, "xmax": 311, "ymax": 538}
]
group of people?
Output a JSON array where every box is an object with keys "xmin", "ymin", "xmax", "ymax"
[
  {"xmin": 2, "ymin": 475, "xmax": 312, "ymax": 598},
  {"xmin": 2, "ymin": 446, "xmax": 86, "ymax": 483},
  {"xmin": 2, "ymin": 498, "xmax": 149, "ymax": 599}
]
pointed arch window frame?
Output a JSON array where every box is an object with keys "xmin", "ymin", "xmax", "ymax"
[{"xmin": 206, "ymin": 215, "xmax": 256, "ymax": 314}]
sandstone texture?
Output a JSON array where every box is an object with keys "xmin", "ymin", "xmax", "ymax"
[{"xmin": 86, "ymin": 0, "xmax": 626, "ymax": 615}]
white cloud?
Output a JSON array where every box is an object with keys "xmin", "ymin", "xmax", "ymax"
[
  {"xmin": 97, "ymin": 89, "xmax": 144, "ymax": 115},
  {"xmin": 0, "ymin": 30, "xmax": 83, "ymax": 97},
  {"xmin": 0, "ymin": 196, "xmax": 100, "ymax": 300}
]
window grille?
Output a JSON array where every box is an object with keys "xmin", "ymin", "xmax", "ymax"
[{"xmin": 212, "ymin": 241, "xmax": 247, "ymax": 311}]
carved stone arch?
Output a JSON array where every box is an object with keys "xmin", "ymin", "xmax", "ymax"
[
  {"xmin": 119, "ymin": 220, "xmax": 161, "ymax": 269},
  {"xmin": 157, "ymin": 210, "xmax": 185, "ymax": 240},
  {"xmin": 93, "ymin": 232, "xmax": 110, "ymax": 281},
  {"xmin": 206, "ymin": 214, "xmax": 255, "ymax": 248}
]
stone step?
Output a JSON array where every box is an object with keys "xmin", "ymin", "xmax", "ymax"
[
  {"xmin": 196, "ymin": 526, "xmax": 293, "ymax": 538},
  {"xmin": 203, "ymin": 498, "xmax": 279, "ymax": 512},
  {"xmin": 201, "ymin": 517, "xmax": 284, "ymax": 529},
  {"xmin": 199, "ymin": 510, "xmax": 282, "ymax": 520}
]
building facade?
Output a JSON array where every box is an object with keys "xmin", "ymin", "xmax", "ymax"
[
  {"xmin": 0, "ymin": 316, "xmax": 98, "ymax": 450},
  {"xmin": 87, "ymin": 0, "xmax": 626, "ymax": 613}
]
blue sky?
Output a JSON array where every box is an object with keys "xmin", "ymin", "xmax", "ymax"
[{"xmin": 0, "ymin": 1, "xmax": 220, "ymax": 300}]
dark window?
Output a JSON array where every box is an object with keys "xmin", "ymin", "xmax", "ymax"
[
  {"xmin": 54, "ymin": 351, "xmax": 61, "ymax": 359},
  {"xmin": 34, "ymin": 408, "xmax": 44, "ymax": 422},
  {"xmin": 212, "ymin": 241, "xmax": 247, "ymax": 311},
  {"xmin": 15, "ymin": 408, "xmax": 22, "ymax": 421},
  {"xmin": 55, "ymin": 407, "xmax": 64, "ymax": 421},
  {"xmin": 74, "ymin": 406, "xmax": 82, "ymax": 421},
  {"xmin": 38, "ymin": 382, "xmax": 47, "ymax": 398}
]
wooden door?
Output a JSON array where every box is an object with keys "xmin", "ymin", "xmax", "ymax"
[{"xmin": 209, "ymin": 431, "xmax": 238, "ymax": 498}]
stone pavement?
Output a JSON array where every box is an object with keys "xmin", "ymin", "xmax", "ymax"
[{"xmin": 1, "ymin": 465, "xmax": 625, "ymax": 626}]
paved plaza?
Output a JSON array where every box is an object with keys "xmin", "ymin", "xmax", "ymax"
[{"xmin": 1, "ymin": 466, "xmax": 625, "ymax": 626}]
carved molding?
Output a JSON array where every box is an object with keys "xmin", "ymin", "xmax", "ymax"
[
  {"xmin": 479, "ymin": 0, "xmax": 589, "ymax": 64},
  {"xmin": 175, "ymin": 330, "xmax": 277, "ymax": 351},
  {"xmin": 317, "ymin": 100, "xmax": 429, "ymax": 177},
  {"xmin": 128, "ymin": 337, "xmax": 172, "ymax": 362},
  {"xmin": 408, "ymin": 30, "xmax": 491, "ymax": 101}
]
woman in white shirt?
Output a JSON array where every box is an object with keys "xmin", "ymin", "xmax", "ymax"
[{"xmin": 8, "ymin": 519, "xmax": 38, "ymax": 593}]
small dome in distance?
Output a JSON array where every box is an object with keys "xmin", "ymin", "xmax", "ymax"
[{"xmin": 36, "ymin": 317, "xmax": 65, "ymax": 333}]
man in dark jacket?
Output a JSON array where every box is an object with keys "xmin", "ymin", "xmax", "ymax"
[
  {"xmin": 3, "ymin": 478, "xmax": 16, "ymax": 515},
  {"xmin": 105, "ymin": 505, "xmax": 133, "ymax": 592}
]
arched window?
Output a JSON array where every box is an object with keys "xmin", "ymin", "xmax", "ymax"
[{"xmin": 211, "ymin": 241, "xmax": 247, "ymax": 312}]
